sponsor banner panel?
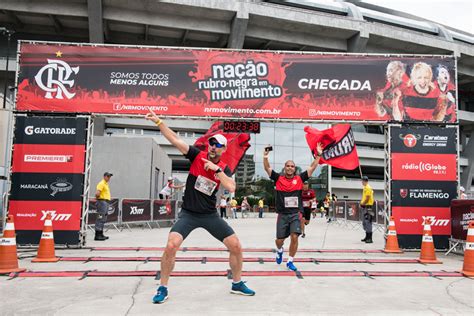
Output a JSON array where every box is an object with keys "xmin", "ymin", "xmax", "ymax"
[
  {"xmin": 16, "ymin": 230, "xmax": 80, "ymax": 246},
  {"xmin": 87, "ymin": 198, "xmax": 119, "ymax": 224},
  {"xmin": 10, "ymin": 173, "xmax": 84, "ymax": 201},
  {"xmin": 450, "ymin": 199, "xmax": 474, "ymax": 240},
  {"xmin": 346, "ymin": 201, "xmax": 360, "ymax": 221},
  {"xmin": 391, "ymin": 126, "xmax": 456, "ymax": 154},
  {"xmin": 334, "ymin": 201, "xmax": 345, "ymax": 219},
  {"xmin": 392, "ymin": 206, "xmax": 451, "ymax": 235},
  {"xmin": 9, "ymin": 200, "xmax": 82, "ymax": 230},
  {"xmin": 11, "ymin": 144, "xmax": 85, "ymax": 173},
  {"xmin": 391, "ymin": 153, "xmax": 457, "ymax": 181},
  {"xmin": 391, "ymin": 180, "xmax": 457, "ymax": 207},
  {"xmin": 376, "ymin": 201, "xmax": 385, "ymax": 224},
  {"xmin": 14, "ymin": 116, "xmax": 87, "ymax": 145},
  {"xmin": 397, "ymin": 235, "xmax": 449, "ymax": 250},
  {"xmin": 16, "ymin": 42, "xmax": 456, "ymax": 123},
  {"xmin": 122, "ymin": 199, "xmax": 152, "ymax": 222},
  {"xmin": 153, "ymin": 200, "xmax": 176, "ymax": 221}
]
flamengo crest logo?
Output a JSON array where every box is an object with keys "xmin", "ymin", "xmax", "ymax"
[
  {"xmin": 34, "ymin": 59, "xmax": 79, "ymax": 99},
  {"xmin": 400, "ymin": 189, "xmax": 408, "ymax": 198}
]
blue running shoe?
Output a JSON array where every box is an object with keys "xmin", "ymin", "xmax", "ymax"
[
  {"xmin": 276, "ymin": 250, "xmax": 283, "ymax": 265},
  {"xmin": 152, "ymin": 285, "xmax": 168, "ymax": 304},
  {"xmin": 231, "ymin": 281, "xmax": 256, "ymax": 296},
  {"xmin": 286, "ymin": 261, "xmax": 297, "ymax": 271}
]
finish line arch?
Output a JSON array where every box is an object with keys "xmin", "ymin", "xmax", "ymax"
[{"xmin": 4, "ymin": 41, "xmax": 459, "ymax": 248}]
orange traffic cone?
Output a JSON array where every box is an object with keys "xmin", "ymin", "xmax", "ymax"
[
  {"xmin": 461, "ymin": 221, "xmax": 474, "ymax": 277},
  {"xmin": 384, "ymin": 216, "xmax": 403, "ymax": 253},
  {"xmin": 419, "ymin": 218, "xmax": 441, "ymax": 264},
  {"xmin": 32, "ymin": 214, "xmax": 59, "ymax": 263},
  {"xmin": 0, "ymin": 215, "xmax": 26, "ymax": 273}
]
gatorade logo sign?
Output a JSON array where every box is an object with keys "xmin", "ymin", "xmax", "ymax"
[{"xmin": 14, "ymin": 117, "xmax": 86, "ymax": 145}]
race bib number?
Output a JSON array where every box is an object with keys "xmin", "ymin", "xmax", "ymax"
[
  {"xmin": 194, "ymin": 175, "xmax": 217, "ymax": 196},
  {"xmin": 303, "ymin": 201, "xmax": 310, "ymax": 207},
  {"xmin": 284, "ymin": 196, "xmax": 298, "ymax": 208}
]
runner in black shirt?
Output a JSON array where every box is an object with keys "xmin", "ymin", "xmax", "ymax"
[
  {"xmin": 263, "ymin": 142, "xmax": 323, "ymax": 271},
  {"xmin": 145, "ymin": 110, "xmax": 255, "ymax": 304}
]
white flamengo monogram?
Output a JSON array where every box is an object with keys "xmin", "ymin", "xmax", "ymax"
[{"xmin": 34, "ymin": 59, "xmax": 79, "ymax": 99}]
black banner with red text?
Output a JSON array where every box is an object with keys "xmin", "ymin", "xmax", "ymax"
[{"xmin": 16, "ymin": 42, "xmax": 456, "ymax": 123}]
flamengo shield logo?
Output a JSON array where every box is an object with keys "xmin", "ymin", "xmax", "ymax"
[
  {"xmin": 400, "ymin": 189, "xmax": 408, "ymax": 198},
  {"xmin": 401, "ymin": 134, "xmax": 420, "ymax": 148},
  {"xmin": 34, "ymin": 59, "xmax": 79, "ymax": 99}
]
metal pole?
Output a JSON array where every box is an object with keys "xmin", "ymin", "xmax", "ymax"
[{"xmin": 2, "ymin": 28, "xmax": 11, "ymax": 109}]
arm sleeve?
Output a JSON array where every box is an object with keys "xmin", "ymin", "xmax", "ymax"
[
  {"xmin": 96, "ymin": 182, "xmax": 104, "ymax": 191},
  {"xmin": 185, "ymin": 145, "xmax": 200, "ymax": 162},
  {"xmin": 223, "ymin": 166, "xmax": 232, "ymax": 177},
  {"xmin": 300, "ymin": 171, "xmax": 309, "ymax": 182},
  {"xmin": 270, "ymin": 170, "xmax": 279, "ymax": 182}
]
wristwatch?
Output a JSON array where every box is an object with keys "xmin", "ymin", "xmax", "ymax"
[{"xmin": 215, "ymin": 167, "xmax": 222, "ymax": 174}]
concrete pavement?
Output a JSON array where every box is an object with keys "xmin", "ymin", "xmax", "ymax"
[{"xmin": 0, "ymin": 214, "xmax": 473, "ymax": 315}]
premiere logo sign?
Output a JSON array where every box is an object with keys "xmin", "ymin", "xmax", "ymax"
[{"xmin": 24, "ymin": 155, "xmax": 73, "ymax": 163}]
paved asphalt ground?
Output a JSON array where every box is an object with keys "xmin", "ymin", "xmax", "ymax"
[{"xmin": 0, "ymin": 214, "xmax": 473, "ymax": 315}]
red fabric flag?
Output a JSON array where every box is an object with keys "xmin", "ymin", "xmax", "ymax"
[
  {"xmin": 304, "ymin": 124, "xmax": 360, "ymax": 170},
  {"xmin": 194, "ymin": 121, "xmax": 251, "ymax": 174}
]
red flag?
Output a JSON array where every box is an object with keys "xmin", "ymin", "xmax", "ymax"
[
  {"xmin": 304, "ymin": 124, "xmax": 359, "ymax": 170},
  {"xmin": 194, "ymin": 121, "xmax": 251, "ymax": 174}
]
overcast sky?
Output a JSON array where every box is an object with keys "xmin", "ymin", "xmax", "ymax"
[{"xmin": 363, "ymin": 0, "xmax": 473, "ymax": 34}]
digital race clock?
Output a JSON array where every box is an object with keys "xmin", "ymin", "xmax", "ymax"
[{"xmin": 223, "ymin": 121, "xmax": 260, "ymax": 133}]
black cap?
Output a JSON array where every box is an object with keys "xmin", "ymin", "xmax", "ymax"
[
  {"xmin": 104, "ymin": 172, "xmax": 113, "ymax": 177},
  {"xmin": 362, "ymin": 176, "xmax": 369, "ymax": 181}
]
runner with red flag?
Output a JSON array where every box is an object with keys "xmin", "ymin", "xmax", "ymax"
[
  {"xmin": 304, "ymin": 124, "xmax": 360, "ymax": 170},
  {"xmin": 194, "ymin": 122, "xmax": 251, "ymax": 174}
]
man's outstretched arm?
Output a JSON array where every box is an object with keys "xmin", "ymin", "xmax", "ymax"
[
  {"xmin": 145, "ymin": 109, "xmax": 189, "ymax": 155},
  {"xmin": 263, "ymin": 147, "xmax": 272, "ymax": 177},
  {"xmin": 307, "ymin": 142, "xmax": 323, "ymax": 176}
]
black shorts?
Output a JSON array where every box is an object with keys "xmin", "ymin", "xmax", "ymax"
[
  {"xmin": 276, "ymin": 212, "xmax": 302, "ymax": 239},
  {"xmin": 171, "ymin": 209, "xmax": 235, "ymax": 242},
  {"xmin": 301, "ymin": 208, "xmax": 312, "ymax": 221}
]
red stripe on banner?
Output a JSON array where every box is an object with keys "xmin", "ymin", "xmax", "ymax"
[
  {"xmin": 392, "ymin": 206, "xmax": 451, "ymax": 235},
  {"xmin": 9, "ymin": 200, "xmax": 82, "ymax": 230},
  {"xmin": 391, "ymin": 153, "xmax": 457, "ymax": 181},
  {"xmin": 12, "ymin": 144, "xmax": 85, "ymax": 174}
]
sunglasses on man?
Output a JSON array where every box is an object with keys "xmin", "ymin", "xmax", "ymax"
[{"xmin": 209, "ymin": 140, "xmax": 225, "ymax": 148}]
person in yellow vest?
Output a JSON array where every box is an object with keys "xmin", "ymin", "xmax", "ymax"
[
  {"xmin": 230, "ymin": 198, "xmax": 238, "ymax": 219},
  {"xmin": 94, "ymin": 172, "xmax": 113, "ymax": 241},
  {"xmin": 360, "ymin": 176, "xmax": 375, "ymax": 243},
  {"xmin": 258, "ymin": 198, "xmax": 264, "ymax": 218}
]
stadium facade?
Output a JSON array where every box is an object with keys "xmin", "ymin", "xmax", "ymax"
[{"xmin": 1, "ymin": 0, "xmax": 473, "ymax": 205}]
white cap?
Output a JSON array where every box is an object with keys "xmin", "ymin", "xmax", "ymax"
[
  {"xmin": 208, "ymin": 134, "xmax": 227, "ymax": 146},
  {"xmin": 168, "ymin": 177, "xmax": 173, "ymax": 181},
  {"xmin": 460, "ymin": 186, "xmax": 465, "ymax": 192}
]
